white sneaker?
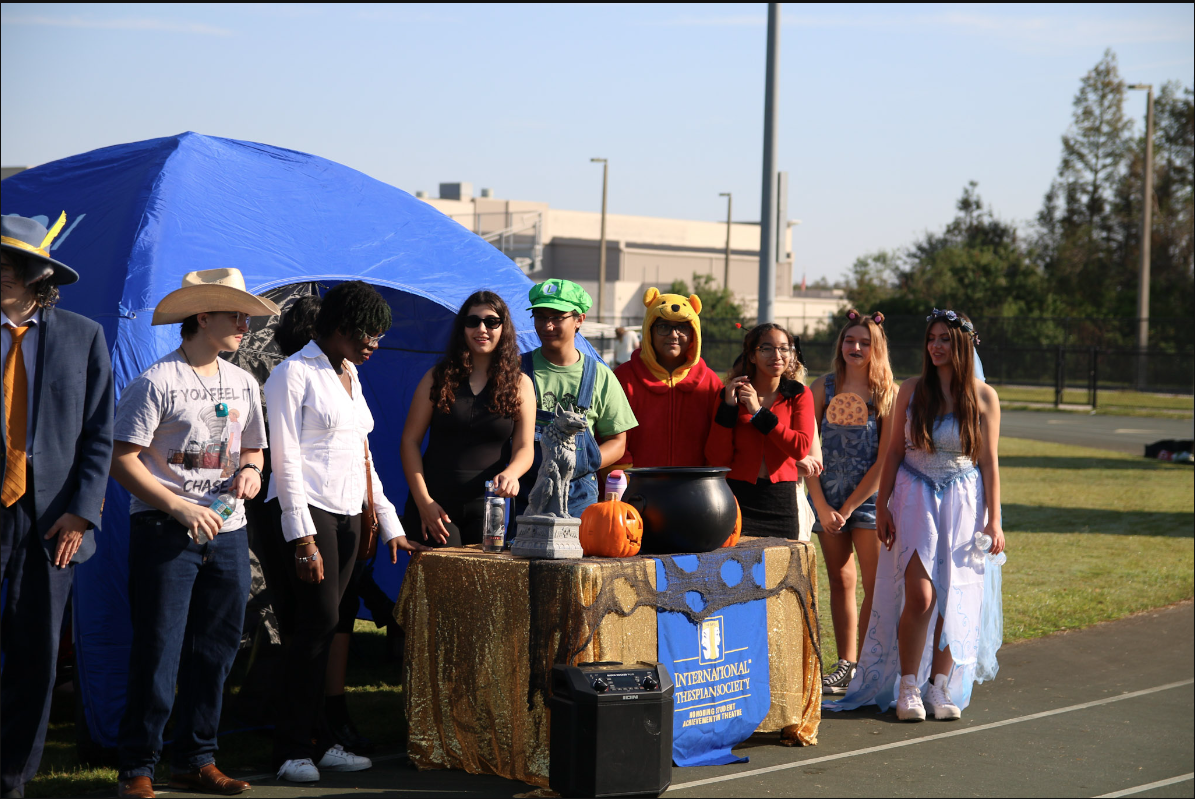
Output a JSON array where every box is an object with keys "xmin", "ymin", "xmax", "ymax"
[
  {"xmin": 895, "ymin": 674, "xmax": 926, "ymax": 722},
  {"xmin": 317, "ymin": 744, "xmax": 372, "ymax": 772},
  {"xmin": 925, "ymin": 673, "xmax": 962, "ymax": 720},
  {"xmin": 277, "ymin": 758, "xmax": 320, "ymax": 782}
]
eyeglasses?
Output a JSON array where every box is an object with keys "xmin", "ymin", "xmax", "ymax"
[
  {"xmin": 464, "ymin": 315, "xmax": 503, "ymax": 330},
  {"xmin": 355, "ymin": 330, "xmax": 385, "ymax": 347},
  {"xmin": 532, "ymin": 312, "xmax": 577, "ymax": 327},
  {"xmin": 651, "ymin": 322, "xmax": 692, "ymax": 337},
  {"xmin": 756, "ymin": 345, "xmax": 792, "ymax": 356},
  {"xmin": 225, "ymin": 312, "xmax": 251, "ymax": 327}
]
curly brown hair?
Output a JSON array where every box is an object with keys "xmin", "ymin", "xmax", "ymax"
[
  {"xmin": 740, "ymin": 323, "xmax": 807, "ymax": 383},
  {"xmin": 5, "ymin": 253, "xmax": 60, "ymax": 309},
  {"xmin": 430, "ymin": 291, "xmax": 522, "ymax": 418}
]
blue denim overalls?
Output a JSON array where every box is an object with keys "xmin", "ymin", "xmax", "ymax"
[{"xmin": 514, "ymin": 350, "xmax": 603, "ymax": 528}]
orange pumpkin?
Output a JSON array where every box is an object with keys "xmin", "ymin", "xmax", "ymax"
[
  {"xmin": 720, "ymin": 497, "xmax": 743, "ymax": 548},
  {"xmin": 579, "ymin": 496, "xmax": 644, "ymax": 557}
]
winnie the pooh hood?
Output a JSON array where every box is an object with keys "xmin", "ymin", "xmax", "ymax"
[{"xmin": 639, "ymin": 287, "xmax": 703, "ymax": 385}]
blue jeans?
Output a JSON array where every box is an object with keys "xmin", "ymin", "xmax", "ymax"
[{"xmin": 117, "ymin": 512, "xmax": 250, "ymax": 779}]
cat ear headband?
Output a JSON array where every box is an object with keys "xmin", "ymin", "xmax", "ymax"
[
  {"xmin": 927, "ymin": 308, "xmax": 980, "ymax": 344},
  {"xmin": 846, "ymin": 309, "xmax": 885, "ymax": 326}
]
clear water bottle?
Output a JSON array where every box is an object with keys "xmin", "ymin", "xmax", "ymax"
[
  {"xmin": 209, "ymin": 492, "xmax": 237, "ymax": 521},
  {"xmin": 605, "ymin": 470, "xmax": 628, "ymax": 502},
  {"xmin": 973, "ymin": 531, "xmax": 1007, "ymax": 566},
  {"xmin": 482, "ymin": 480, "xmax": 506, "ymax": 552}
]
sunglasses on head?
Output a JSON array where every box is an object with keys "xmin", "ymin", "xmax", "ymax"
[{"xmin": 464, "ymin": 314, "xmax": 503, "ymax": 330}]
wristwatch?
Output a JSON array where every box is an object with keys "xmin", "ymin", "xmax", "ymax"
[{"xmin": 237, "ymin": 463, "xmax": 264, "ymax": 479}]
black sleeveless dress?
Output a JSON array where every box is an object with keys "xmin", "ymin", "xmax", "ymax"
[{"xmin": 403, "ymin": 380, "xmax": 515, "ymax": 546}]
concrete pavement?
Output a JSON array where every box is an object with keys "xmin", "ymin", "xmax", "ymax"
[
  {"xmin": 1000, "ymin": 410, "xmax": 1194, "ymax": 455},
  {"xmin": 158, "ymin": 601, "xmax": 1194, "ymax": 798}
]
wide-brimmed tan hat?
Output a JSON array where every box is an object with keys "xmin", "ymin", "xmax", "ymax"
[{"xmin": 152, "ymin": 268, "xmax": 281, "ymax": 325}]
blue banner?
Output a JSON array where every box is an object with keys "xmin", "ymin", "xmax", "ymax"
[{"xmin": 655, "ymin": 555, "xmax": 771, "ymax": 767}]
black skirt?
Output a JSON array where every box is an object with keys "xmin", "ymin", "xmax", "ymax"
[{"xmin": 727, "ymin": 478, "xmax": 799, "ymax": 540}]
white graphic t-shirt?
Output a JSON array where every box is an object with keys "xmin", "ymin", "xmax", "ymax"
[{"xmin": 113, "ymin": 350, "xmax": 267, "ymax": 532}]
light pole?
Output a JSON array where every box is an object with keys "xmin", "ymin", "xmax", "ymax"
[
  {"xmin": 719, "ymin": 193, "xmax": 732, "ymax": 290},
  {"xmin": 591, "ymin": 158, "xmax": 609, "ymax": 323},
  {"xmin": 1127, "ymin": 83, "xmax": 1154, "ymax": 390},
  {"xmin": 758, "ymin": 3, "xmax": 780, "ymax": 323}
]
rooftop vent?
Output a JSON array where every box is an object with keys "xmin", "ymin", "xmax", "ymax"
[
  {"xmin": 480, "ymin": 187, "xmax": 493, "ymax": 198},
  {"xmin": 439, "ymin": 182, "xmax": 473, "ymax": 201}
]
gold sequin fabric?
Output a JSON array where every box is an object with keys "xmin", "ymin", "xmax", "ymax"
[{"xmin": 395, "ymin": 539, "xmax": 822, "ymax": 786}]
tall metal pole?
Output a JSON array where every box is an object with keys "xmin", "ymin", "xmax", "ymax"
[
  {"xmin": 1138, "ymin": 87, "xmax": 1154, "ymax": 389},
  {"xmin": 591, "ymin": 158, "xmax": 609, "ymax": 323},
  {"xmin": 758, "ymin": 3, "xmax": 780, "ymax": 323},
  {"xmin": 720, "ymin": 192, "xmax": 733, "ymax": 290}
]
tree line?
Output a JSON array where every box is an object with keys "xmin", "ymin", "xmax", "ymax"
[{"xmin": 819, "ymin": 50, "xmax": 1193, "ymax": 351}]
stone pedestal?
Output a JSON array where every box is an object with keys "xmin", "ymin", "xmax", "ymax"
[{"xmin": 510, "ymin": 515, "xmax": 583, "ymax": 559}]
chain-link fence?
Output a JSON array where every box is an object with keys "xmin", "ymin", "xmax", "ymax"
[{"xmin": 592, "ymin": 314, "xmax": 1194, "ymax": 405}]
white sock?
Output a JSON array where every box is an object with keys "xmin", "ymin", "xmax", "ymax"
[
  {"xmin": 901, "ymin": 673, "xmax": 918, "ymax": 687},
  {"xmin": 933, "ymin": 673, "xmax": 950, "ymax": 690}
]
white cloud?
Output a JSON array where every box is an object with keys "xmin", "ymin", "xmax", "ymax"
[{"xmin": 0, "ymin": 14, "xmax": 234, "ymax": 36}]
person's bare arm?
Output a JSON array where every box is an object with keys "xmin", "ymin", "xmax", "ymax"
[
  {"xmin": 399, "ymin": 369, "xmax": 449, "ymax": 543},
  {"xmin": 110, "ymin": 440, "xmax": 223, "ymax": 541},
  {"xmin": 599, "ymin": 432, "xmax": 627, "ymax": 470},
  {"xmin": 976, "ymin": 380, "xmax": 1005, "ymax": 555},
  {"xmin": 493, "ymin": 374, "xmax": 536, "ymax": 497},
  {"xmin": 876, "ymin": 379, "xmax": 915, "ymax": 550},
  {"xmin": 228, "ymin": 448, "xmax": 264, "ymax": 500}
]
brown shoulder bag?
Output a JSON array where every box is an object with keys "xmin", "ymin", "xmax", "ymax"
[{"xmin": 359, "ymin": 440, "xmax": 379, "ymax": 560}]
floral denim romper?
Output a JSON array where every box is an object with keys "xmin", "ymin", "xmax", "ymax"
[{"xmin": 811, "ymin": 374, "xmax": 880, "ymax": 531}]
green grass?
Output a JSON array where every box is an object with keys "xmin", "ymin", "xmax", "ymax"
[
  {"xmin": 815, "ymin": 436, "xmax": 1194, "ymax": 665},
  {"xmin": 30, "ymin": 437, "xmax": 1195, "ymax": 795},
  {"xmin": 995, "ymin": 385, "xmax": 1193, "ymax": 417},
  {"xmin": 27, "ymin": 621, "xmax": 402, "ymax": 798}
]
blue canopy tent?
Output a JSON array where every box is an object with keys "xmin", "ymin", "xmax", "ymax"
[{"xmin": 1, "ymin": 132, "xmax": 602, "ymax": 747}]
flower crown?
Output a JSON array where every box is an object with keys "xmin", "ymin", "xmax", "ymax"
[
  {"xmin": 927, "ymin": 308, "xmax": 980, "ymax": 344},
  {"xmin": 847, "ymin": 309, "xmax": 885, "ymax": 326}
]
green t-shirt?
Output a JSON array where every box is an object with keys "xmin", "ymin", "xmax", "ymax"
[{"xmin": 532, "ymin": 349, "xmax": 638, "ymax": 439}]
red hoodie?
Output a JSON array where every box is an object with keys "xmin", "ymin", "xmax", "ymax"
[{"xmin": 613, "ymin": 349, "xmax": 725, "ymax": 468}]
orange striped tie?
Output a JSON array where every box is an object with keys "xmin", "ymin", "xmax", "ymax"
[{"xmin": 2, "ymin": 325, "xmax": 29, "ymax": 507}]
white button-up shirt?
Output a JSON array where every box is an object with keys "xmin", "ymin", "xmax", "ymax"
[
  {"xmin": 264, "ymin": 340, "xmax": 404, "ymax": 543},
  {"xmin": 1, "ymin": 309, "xmax": 41, "ymax": 455}
]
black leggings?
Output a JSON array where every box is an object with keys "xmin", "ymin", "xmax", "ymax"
[{"xmin": 267, "ymin": 502, "xmax": 360, "ymax": 766}]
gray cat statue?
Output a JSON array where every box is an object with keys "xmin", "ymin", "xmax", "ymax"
[{"xmin": 511, "ymin": 405, "xmax": 587, "ymax": 559}]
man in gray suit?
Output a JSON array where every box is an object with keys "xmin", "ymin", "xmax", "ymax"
[{"xmin": 1, "ymin": 213, "xmax": 114, "ymax": 799}]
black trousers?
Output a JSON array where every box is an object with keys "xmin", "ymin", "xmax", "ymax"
[
  {"xmin": 265, "ymin": 502, "xmax": 360, "ymax": 766},
  {"xmin": 1, "ymin": 484, "xmax": 73, "ymax": 795}
]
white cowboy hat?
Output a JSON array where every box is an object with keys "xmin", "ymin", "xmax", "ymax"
[{"xmin": 152, "ymin": 268, "xmax": 281, "ymax": 326}]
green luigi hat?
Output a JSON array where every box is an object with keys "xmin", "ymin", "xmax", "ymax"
[{"xmin": 528, "ymin": 279, "xmax": 592, "ymax": 314}]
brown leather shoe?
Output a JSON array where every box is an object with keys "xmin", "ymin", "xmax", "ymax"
[
  {"xmin": 116, "ymin": 776, "xmax": 155, "ymax": 799},
  {"xmin": 168, "ymin": 764, "xmax": 250, "ymax": 795}
]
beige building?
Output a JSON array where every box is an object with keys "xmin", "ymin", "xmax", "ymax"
[{"xmin": 420, "ymin": 183, "xmax": 845, "ymax": 337}]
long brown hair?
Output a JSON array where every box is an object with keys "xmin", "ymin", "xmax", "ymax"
[
  {"xmin": 910, "ymin": 311, "xmax": 980, "ymax": 460},
  {"xmin": 430, "ymin": 291, "xmax": 522, "ymax": 418},
  {"xmin": 830, "ymin": 309, "xmax": 896, "ymax": 418},
  {"xmin": 740, "ymin": 323, "xmax": 807, "ymax": 383}
]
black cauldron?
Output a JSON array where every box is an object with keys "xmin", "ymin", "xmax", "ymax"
[{"xmin": 624, "ymin": 467, "xmax": 736, "ymax": 554}]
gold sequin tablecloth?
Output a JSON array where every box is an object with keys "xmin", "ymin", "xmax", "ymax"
[{"xmin": 394, "ymin": 538, "xmax": 821, "ymax": 788}]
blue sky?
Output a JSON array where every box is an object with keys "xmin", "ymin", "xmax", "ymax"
[{"xmin": 2, "ymin": 3, "xmax": 1192, "ymax": 283}]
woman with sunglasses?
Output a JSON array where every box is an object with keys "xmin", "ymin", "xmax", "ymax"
[
  {"xmin": 400, "ymin": 291, "xmax": 536, "ymax": 546},
  {"xmin": 706, "ymin": 324, "xmax": 816, "ymax": 539},
  {"xmin": 263, "ymin": 281, "xmax": 429, "ymax": 783}
]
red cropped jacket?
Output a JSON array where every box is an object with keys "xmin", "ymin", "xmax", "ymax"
[{"xmin": 704, "ymin": 377, "xmax": 814, "ymax": 483}]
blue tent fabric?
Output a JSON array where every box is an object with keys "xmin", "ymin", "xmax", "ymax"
[{"xmin": 1, "ymin": 132, "xmax": 602, "ymax": 748}]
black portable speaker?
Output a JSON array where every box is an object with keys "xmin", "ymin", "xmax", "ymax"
[{"xmin": 548, "ymin": 661, "xmax": 673, "ymax": 798}]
